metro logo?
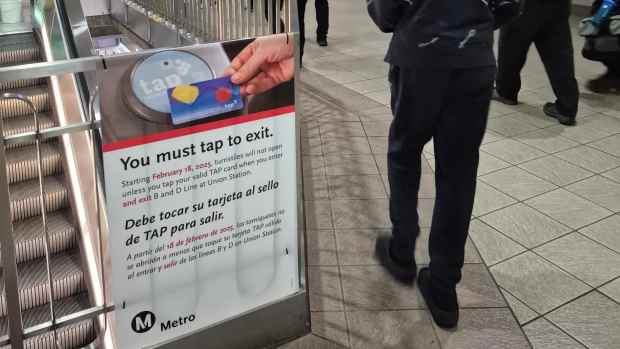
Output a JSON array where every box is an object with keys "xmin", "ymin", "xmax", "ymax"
[
  {"xmin": 160, "ymin": 314, "xmax": 197, "ymax": 331},
  {"xmin": 131, "ymin": 311, "xmax": 156, "ymax": 333}
]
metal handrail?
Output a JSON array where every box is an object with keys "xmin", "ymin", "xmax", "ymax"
[
  {"xmin": 0, "ymin": 304, "xmax": 115, "ymax": 346},
  {"xmin": 87, "ymin": 87, "xmax": 111, "ymax": 337},
  {"xmin": 0, "ymin": 93, "xmax": 61, "ymax": 349},
  {"xmin": 0, "ymin": 101, "xmax": 24, "ymax": 349},
  {"xmin": 123, "ymin": 0, "xmax": 289, "ymax": 43},
  {"xmin": 3, "ymin": 120, "xmax": 101, "ymax": 147},
  {"xmin": 0, "ymin": 56, "xmax": 103, "ymax": 84}
]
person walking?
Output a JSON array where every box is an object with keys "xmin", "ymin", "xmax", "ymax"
[
  {"xmin": 367, "ymin": 0, "xmax": 511, "ymax": 329},
  {"xmin": 494, "ymin": 0, "xmax": 580, "ymax": 126},
  {"xmin": 298, "ymin": 0, "xmax": 329, "ymax": 61}
]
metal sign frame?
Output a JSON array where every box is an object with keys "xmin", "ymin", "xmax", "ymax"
[{"xmin": 0, "ymin": 3, "xmax": 310, "ymax": 345}]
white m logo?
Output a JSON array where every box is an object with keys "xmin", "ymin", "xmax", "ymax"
[{"xmin": 132, "ymin": 311, "xmax": 156, "ymax": 333}]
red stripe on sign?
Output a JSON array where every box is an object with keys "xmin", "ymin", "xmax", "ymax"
[{"xmin": 102, "ymin": 105, "xmax": 295, "ymax": 152}]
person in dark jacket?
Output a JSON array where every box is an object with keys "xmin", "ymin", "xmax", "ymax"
[
  {"xmin": 494, "ymin": 0, "xmax": 580, "ymax": 126},
  {"xmin": 368, "ymin": 0, "xmax": 498, "ymax": 329}
]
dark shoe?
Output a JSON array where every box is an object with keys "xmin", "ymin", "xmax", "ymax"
[
  {"xmin": 586, "ymin": 73, "xmax": 620, "ymax": 94},
  {"xmin": 492, "ymin": 89, "xmax": 518, "ymax": 105},
  {"xmin": 374, "ymin": 236, "xmax": 417, "ymax": 285},
  {"xmin": 543, "ymin": 102, "xmax": 576, "ymax": 126},
  {"xmin": 418, "ymin": 268, "xmax": 459, "ymax": 329},
  {"xmin": 317, "ymin": 37, "xmax": 328, "ymax": 47}
]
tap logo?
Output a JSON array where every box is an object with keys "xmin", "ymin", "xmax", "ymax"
[
  {"xmin": 131, "ymin": 311, "xmax": 156, "ymax": 333},
  {"xmin": 128, "ymin": 50, "xmax": 215, "ymax": 115}
]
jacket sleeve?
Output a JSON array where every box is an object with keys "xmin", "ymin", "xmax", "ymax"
[{"xmin": 367, "ymin": 0, "xmax": 407, "ymax": 33}]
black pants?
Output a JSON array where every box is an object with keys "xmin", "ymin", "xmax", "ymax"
[
  {"xmin": 250, "ymin": 1, "xmax": 285, "ymax": 33},
  {"xmin": 496, "ymin": 0, "xmax": 579, "ymax": 117},
  {"xmin": 388, "ymin": 64, "xmax": 495, "ymax": 292},
  {"xmin": 298, "ymin": 0, "xmax": 329, "ymax": 58}
]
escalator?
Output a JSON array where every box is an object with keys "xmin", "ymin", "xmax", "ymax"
[{"xmin": 0, "ymin": 32, "xmax": 96, "ymax": 349}]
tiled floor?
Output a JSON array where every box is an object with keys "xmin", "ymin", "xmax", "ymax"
[{"xmin": 285, "ymin": 2, "xmax": 620, "ymax": 348}]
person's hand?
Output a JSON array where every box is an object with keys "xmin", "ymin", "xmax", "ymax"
[{"xmin": 224, "ymin": 34, "xmax": 295, "ymax": 96}]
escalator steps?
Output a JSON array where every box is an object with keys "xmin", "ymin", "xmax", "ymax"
[
  {"xmin": 0, "ymin": 33, "xmax": 96, "ymax": 349},
  {"xmin": 11, "ymin": 210, "xmax": 77, "ymax": 264},
  {"xmin": 0, "ymin": 87, "xmax": 50, "ymax": 119},
  {"xmin": 6, "ymin": 142, "xmax": 63, "ymax": 184},
  {"xmin": 0, "ymin": 294, "xmax": 95, "ymax": 349},
  {"xmin": 0, "ymin": 46, "xmax": 40, "ymax": 68},
  {"xmin": 0, "ymin": 250, "xmax": 85, "ymax": 316},
  {"xmin": 0, "ymin": 78, "xmax": 46, "ymax": 91},
  {"xmin": 2, "ymin": 113, "xmax": 56, "ymax": 149},
  {"xmin": 9, "ymin": 176, "xmax": 69, "ymax": 222},
  {"xmin": 22, "ymin": 321, "xmax": 96, "ymax": 349}
]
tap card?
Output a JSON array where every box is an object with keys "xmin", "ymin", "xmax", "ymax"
[{"xmin": 168, "ymin": 77, "xmax": 244, "ymax": 125}]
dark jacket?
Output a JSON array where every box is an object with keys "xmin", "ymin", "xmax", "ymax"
[{"xmin": 368, "ymin": 0, "xmax": 496, "ymax": 69}]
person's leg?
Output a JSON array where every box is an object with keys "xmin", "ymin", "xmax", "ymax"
[
  {"xmin": 495, "ymin": 0, "xmax": 542, "ymax": 101},
  {"xmin": 315, "ymin": 0, "xmax": 329, "ymax": 41},
  {"xmin": 428, "ymin": 66, "xmax": 495, "ymax": 308},
  {"xmin": 298, "ymin": 0, "xmax": 307, "ymax": 63},
  {"xmin": 263, "ymin": 0, "xmax": 285, "ymax": 33},
  {"xmin": 386, "ymin": 65, "xmax": 449, "ymax": 268},
  {"xmin": 534, "ymin": 2, "xmax": 579, "ymax": 119}
]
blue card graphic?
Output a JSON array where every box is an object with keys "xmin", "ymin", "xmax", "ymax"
[{"xmin": 168, "ymin": 77, "xmax": 244, "ymax": 125}]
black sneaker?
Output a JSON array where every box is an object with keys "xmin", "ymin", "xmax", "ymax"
[
  {"xmin": 543, "ymin": 102, "xmax": 576, "ymax": 126},
  {"xmin": 492, "ymin": 89, "xmax": 518, "ymax": 105},
  {"xmin": 317, "ymin": 37, "xmax": 328, "ymax": 47},
  {"xmin": 374, "ymin": 236, "xmax": 417, "ymax": 285},
  {"xmin": 418, "ymin": 268, "xmax": 459, "ymax": 329}
]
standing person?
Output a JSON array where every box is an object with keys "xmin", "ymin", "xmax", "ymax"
[
  {"xmin": 367, "ymin": 1, "xmax": 503, "ymax": 329},
  {"xmin": 494, "ymin": 0, "xmax": 580, "ymax": 126},
  {"xmin": 298, "ymin": 0, "xmax": 330, "ymax": 61}
]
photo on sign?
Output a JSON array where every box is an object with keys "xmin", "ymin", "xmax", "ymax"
[{"xmin": 99, "ymin": 34, "xmax": 295, "ymax": 144}]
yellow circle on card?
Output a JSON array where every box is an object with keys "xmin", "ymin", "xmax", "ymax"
[{"xmin": 172, "ymin": 85, "xmax": 200, "ymax": 105}]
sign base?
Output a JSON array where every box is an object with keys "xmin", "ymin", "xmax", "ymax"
[{"xmin": 156, "ymin": 291, "xmax": 309, "ymax": 349}]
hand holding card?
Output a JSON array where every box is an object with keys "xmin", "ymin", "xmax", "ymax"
[{"xmin": 224, "ymin": 34, "xmax": 295, "ymax": 96}]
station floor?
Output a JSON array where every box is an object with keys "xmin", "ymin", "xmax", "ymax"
[{"xmin": 284, "ymin": 2, "xmax": 620, "ymax": 349}]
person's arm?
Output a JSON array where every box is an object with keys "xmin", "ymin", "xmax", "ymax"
[
  {"xmin": 366, "ymin": 0, "xmax": 409, "ymax": 33},
  {"xmin": 225, "ymin": 34, "xmax": 295, "ymax": 96}
]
